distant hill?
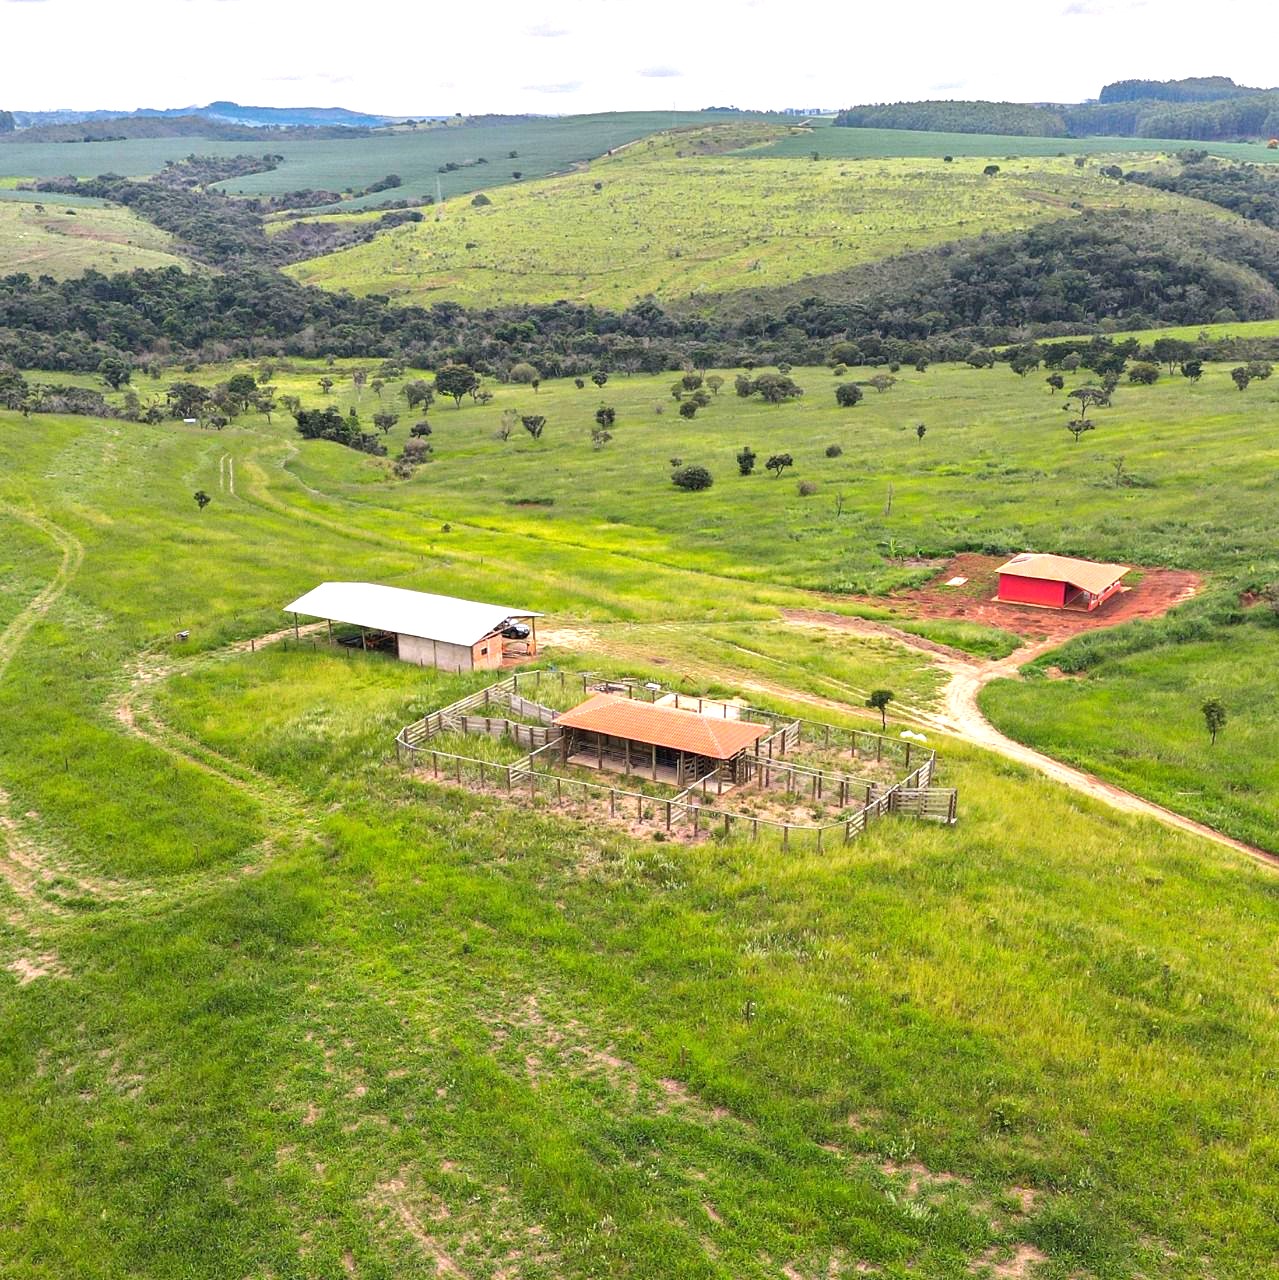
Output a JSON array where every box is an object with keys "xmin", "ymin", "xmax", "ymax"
[
  {"xmin": 1098, "ymin": 76, "xmax": 1272, "ymax": 104},
  {"xmin": 10, "ymin": 101, "xmax": 410, "ymax": 130},
  {"xmin": 0, "ymin": 113, "xmax": 388, "ymax": 145},
  {"xmin": 836, "ymin": 78, "xmax": 1279, "ymax": 142}
]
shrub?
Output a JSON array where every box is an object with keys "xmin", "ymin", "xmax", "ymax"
[
  {"xmin": 736, "ymin": 447, "xmax": 756, "ymax": 476},
  {"xmin": 679, "ymin": 401, "xmax": 698, "ymax": 419},
  {"xmin": 510, "ymin": 361, "xmax": 541, "ymax": 385},
  {"xmin": 836, "ymin": 383, "xmax": 863, "ymax": 408},
  {"xmin": 798, "ymin": 480, "xmax": 818, "ymax": 496},
  {"xmin": 825, "ymin": 443, "xmax": 843, "ymax": 457},
  {"xmin": 671, "ymin": 465, "xmax": 713, "ymax": 491},
  {"xmin": 470, "ymin": 192, "xmax": 492, "ymax": 206},
  {"xmin": 1128, "ymin": 362, "xmax": 1160, "ymax": 385}
]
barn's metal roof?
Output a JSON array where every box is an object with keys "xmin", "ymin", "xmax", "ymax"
[
  {"xmin": 284, "ymin": 582, "xmax": 540, "ymax": 646},
  {"xmin": 997, "ymin": 553, "xmax": 1130, "ymax": 596},
  {"xmin": 556, "ymin": 693, "xmax": 770, "ymax": 760}
]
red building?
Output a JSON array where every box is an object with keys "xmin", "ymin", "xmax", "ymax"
[{"xmin": 996, "ymin": 553, "xmax": 1130, "ymax": 611}]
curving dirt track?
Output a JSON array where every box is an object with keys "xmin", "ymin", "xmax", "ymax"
[{"xmin": 779, "ymin": 610, "xmax": 1276, "ymax": 871}]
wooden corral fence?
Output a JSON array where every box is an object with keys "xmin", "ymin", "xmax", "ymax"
[{"xmin": 392, "ymin": 671, "xmax": 957, "ymax": 847}]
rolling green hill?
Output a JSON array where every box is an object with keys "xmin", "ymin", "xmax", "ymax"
[
  {"xmin": 0, "ymin": 112, "xmax": 787, "ymax": 213},
  {"xmin": 0, "ymin": 198, "xmax": 192, "ymax": 278},
  {"xmin": 284, "ymin": 147, "xmax": 1218, "ymax": 309}
]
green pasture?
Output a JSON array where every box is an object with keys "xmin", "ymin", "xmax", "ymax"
[
  {"xmin": 284, "ymin": 150, "xmax": 1215, "ymax": 308},
  {"xmin": 0, "ymin": 113, "xmax": 782, "ymax": 212},
  {"xmin": 981, "ymin": 617, "xmax": 1279, "ymax": 850},
  {"xmin": 0, "ymin": 198, "xmax": 191, "ymax": 278},
  {"xmin": 757, "ymin": 124, "xmax": 1279, "ymax": 165},
  {"xmin": 2, "ymin": 354, "xmax": 1279, "ymax": 1276}
]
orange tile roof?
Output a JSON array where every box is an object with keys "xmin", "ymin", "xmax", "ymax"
[
  {"xmin": 997, "ymin": 553, "xmax": 1130, "ymax": 596},
  {"xmin": 556, "ymin": 692, "xmax": 770, "ymax": 760}
]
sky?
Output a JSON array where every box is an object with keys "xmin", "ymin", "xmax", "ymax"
[{"xmin": 3, "ymin": 0, "xmax": 1277, "ymax": 116}]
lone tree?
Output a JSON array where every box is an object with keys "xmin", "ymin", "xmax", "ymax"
[
  {"xmin": 373, "ymin": 411, "xmax": 399, "ymax": 435},
  {"xmin": 435, "ymin": 364, "xmax": 480, "ymax": 406},
  {"xmin": 99, "ymin": 355, "xmax": 132, "ymax": 390},
  {"xmin": 1202, "ymin": 697, "xmax": 1227, "ymax": 746},
  {"xmin": 915, "ymin": 422, "xmax": 927, "ymax": 443},
  {"xmin": 594, "ymin": 406, "xmax": 616, "ymax": 429},
  {"xmin": 226, "ymin": 372, "xmax": 258, "ymax": 411},
  {"xmin": 591, "ymin": 370, "xmax": 608, "ymax": 388},
  {"xmin": 1068, "ymin": 386, "xmax": 1109, "ymax": 413},
  {"xmin": 1180, "ymin": 360, "xmax": 1204, "ymax": 382},
  {"xmin": 521, "ymin": 414, "xmax": 546, "ymax": 440},
  {"xmin": 1066, "ymin": 417, "xmax": 1095, "ymax": 444},
  {"xmin": 836, "ymin": 382, "xmax": 863, "ymax": 408},
  {"xmin": 671, "ymin": 464, "xmax": 713, "ymax": 491},
  {"xmin": 765, "ymin": 452, "xmax": 794, "ymax": 478},
  {"xmin": 193, "ymin": 490, "xmax": 212, "ymax": 511},
  {"xmin": 736, "ymin": 446, "xmax": 757, "ymax": 475},
  {"xmin": 1046, "ymin": 373, "xmax": 1064, "ymax": 394},
  {"xmin": 866, "ymin": 689, "xmax": 894, "ymax": 729}
]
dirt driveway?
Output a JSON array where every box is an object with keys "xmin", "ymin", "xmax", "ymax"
[{"xmin": 856, "ymin": 554, "xmax": 1203, "ymax": 643}]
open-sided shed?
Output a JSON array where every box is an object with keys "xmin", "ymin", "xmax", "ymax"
[
  {"xmin": 996, "ymin": 553, "xmax": 1129, "ymax": 611},
  {"xmin": 284, "ymin": 582, "xmax": 541, "ymax": 671},
  {"xmin": 555, "ymin": 691, "xmax": 771, "ymax": 785}
]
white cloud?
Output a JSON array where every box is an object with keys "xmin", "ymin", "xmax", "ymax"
[{"xmin": 639, "ymin": 66, "xmax": 682, "ymax": 79}]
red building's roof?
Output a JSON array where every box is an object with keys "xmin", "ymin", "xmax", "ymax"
[
  {"xmin": 997, "ymin": 553, "xmax": 1130, "ymax": 595},
  {"xmin": 556, "ymin": 693, "xmax": 770, "ymax": 760}
]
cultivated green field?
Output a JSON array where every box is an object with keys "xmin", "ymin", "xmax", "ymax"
[
  {"xmin": 0, "ymin": 198, "xmax": 191, "ymax": 278},
  {"xmin": 285, "ymin": 149, "xmax": 1214, "ymax": 308},
  {"xmin": 3, "ymin": 382, "xmax": 1279, "ymax": 1278},
  {"xmin": 0, "ymin": 113, "xmax": 784, "ymax": 212},
  {"xmin": 759, "ymin": 121, "xmax": 1279, "ymax": 165}
]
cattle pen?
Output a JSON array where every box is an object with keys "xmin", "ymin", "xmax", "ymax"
[{"xmin": 394, "ymin": 670, "xmax": 958, "ymax": 847}]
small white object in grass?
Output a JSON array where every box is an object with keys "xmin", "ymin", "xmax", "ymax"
[
  {"xmin": 944, "ymin": 576, "xmax": 968, "ymax": 587},
  {"xmin": 899, "ymin": 729, "xmax": 928, "ymax": 742}
]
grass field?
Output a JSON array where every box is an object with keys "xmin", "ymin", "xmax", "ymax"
[
  {"xmin": 284, "ymin": 148, "xmax": 1214, "ymax": 308},
  {"xmin": 0, "ymin": 113, "xmax": 785, "ymax": 212},
  {"xmin": 0, "ymin": 199, "xmax": 191, "ymax": 278},
  {"xmin": 758, "ymin": 121, "xmax": 1279, "ymax": 165},
  {"xmin": 981, "ymin": 615, "xmax": 1279, "ymax": 851},
  {"xmin": 3, "ymin": 355, "xmax": 1279, "ymax": 1277}
]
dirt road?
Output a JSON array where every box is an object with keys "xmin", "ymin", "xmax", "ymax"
[{"xmin": 779, "ymin": 610, "xmax": 1276, "ymax": 870}]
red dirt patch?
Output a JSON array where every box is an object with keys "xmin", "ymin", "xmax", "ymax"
[{"xmin": 874, "ymin": 553, "xmax": 1201, "ymax": 642}]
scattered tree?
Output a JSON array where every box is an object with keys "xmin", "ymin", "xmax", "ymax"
[
  {"xmin": 405, "ymin": 380, "xmax": 434, "ymax": 410},
  {"xmin": 765, "ymin": 452, "xmax": 794, "ymax": 478},
  {"xmin": 226, "ymin": 372, "xmax": 258, "ymax": 411},
  {"xmin": 591, "ymin": 370, "xmax": 608, "ymax": 388},
  {"xmin": 410, "ymin": 420, "xmax": 432, "ymax": 437},
  {"xmin": 193, "ymin": 489, "xmax": 212, "ymax": 510},
  {"xmin": 825, "ymin": 443, "xmax": 843, "ymax": 457},
  {"xmin": 866, "ymin": 689, "xmax": 894, "ymax": 729},
  {"xmin": 1202, "ymin": 697, "xmax": 1227, "ymax": 746},
  {"xmin": 98, "ymin": 355, "xmax": 132, "ymax": 390},
  {"xmin": 736, "ymin": 446, "xmax": 757, "ymax": 476},
  {"xmin": 671, "ymin": 464, "xmax": 713, "ymax": 491},
  {"xmin": 373, "ymin": 411, "xmax": 399, "ymax": 435},
  {"xmin": 1128, "ymin": 362, "xmax": 1160, "ymax": 385},
  {"xmin": 594, "ymin": 406, "xmax": 616, "ymax": 429},
  {"xmin": 436, "ymin": 364, "xmax": 480, "ymax": 406},
  {"xmin": 496, "ymin": 408, "xmax": 517, "ymax": 441},
  {"xmin": 521, "ymin": 414, "xmax": 546, "ymax": 440},
  {"xmin": 706, "ymin": 374, "xmax": 724, "ymax": 396},
  {"xmin": 318, "ymin": 376, "xmax": 334, "ymax": 395},
  {"xmin": 915, "ymin": 422, "xmax": 927, "ymax": 443},
  {"xmin": 836, "ymin": 382, "xmax": 863, "ymax": 408},
  {"xmin": 678, "ymin": 400, "xmax": 698, "ymax": 419},
  {"xmin": 1046, "ymin": 373, "xmax": 1064, "ymax": 394},
  {"xmin": 1066, "ymin": 416, "xmax": 1096, "ymax": 444},
  {"xmin": 983, "ymin": 164, "xmax": 1000, "ymax": 177},
  {"xmin": 1180, "ymin": 359, "xmax": 1203, "ymax": 382},
  {"xmin": 510, "ymin": 361, "xmax": 541, "ymax": 385},
  {"xmin": 1230, "ymin": 366, "xmax": 1253, "ymax": 392}
]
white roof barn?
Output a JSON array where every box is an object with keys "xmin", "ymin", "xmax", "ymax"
[{"xmin": 284, "ymin": 582, "xmax": 541, "ymax": 671}]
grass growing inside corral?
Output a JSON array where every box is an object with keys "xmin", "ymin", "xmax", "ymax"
[
  {"xmin": 0, "ymin": 198, "xmax": 191, "ymax": 278},
  {"xmin": 285, "ymin": 150, "xmax": 1213, "ymax": 308}
]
